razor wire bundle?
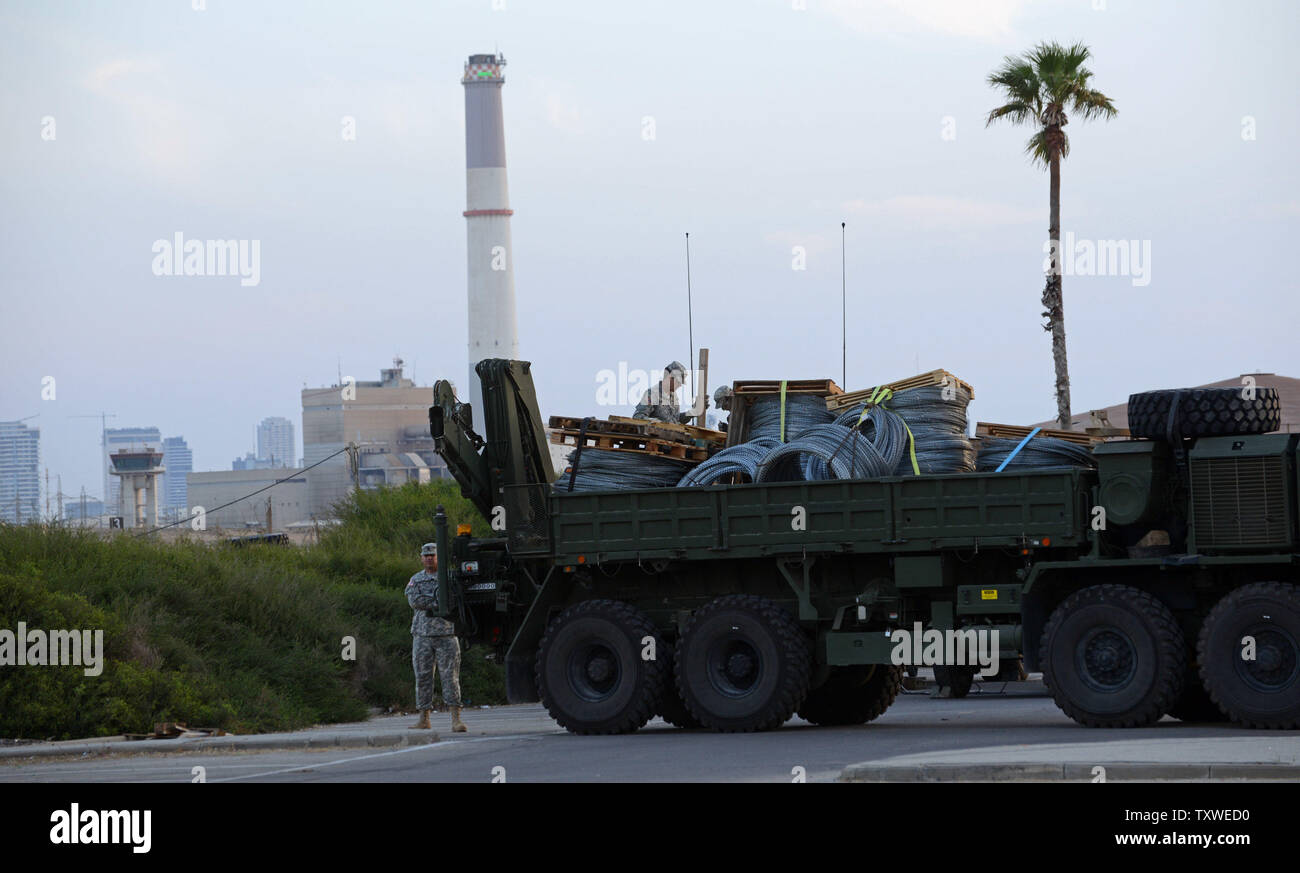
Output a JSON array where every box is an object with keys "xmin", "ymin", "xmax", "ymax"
[
  {"xmin": 746, "ymin": 394, "xmax": 835, "ymax": 441},
  {"xmin": 975, "ymin": 436, "xmax": 1097, "ymax": 471},
  {"xmin": 552, "ymin": 448, "xmax": 694, "ymax": 492},
  {"xmin": 882, "ymin": 384, "xmax": 976, "ymax": 474},
  {"xmin": 755, "ymin": 420, "xmax": 907, "ymax": 482},
  {"xmin": 677, "ymin": 438, "xmax": 780, "ymax": 487}
]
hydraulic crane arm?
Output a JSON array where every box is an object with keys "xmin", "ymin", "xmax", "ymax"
[{"xmin": 430, "ymin": 359, "xmax": 555, "ymax": 525}]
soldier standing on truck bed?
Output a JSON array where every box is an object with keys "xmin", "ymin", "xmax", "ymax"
[
  {"xmin": 407, "ymin": 542, "xmax": 467, "ymax": 732},
  {"xmin": 634, "ymin": 360, "xmax": 706, "ymax": 424}
]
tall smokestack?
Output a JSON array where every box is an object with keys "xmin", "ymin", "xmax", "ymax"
[{"xmin": 462, "ymin": 52, "xmax": 519, "ymax": 419}]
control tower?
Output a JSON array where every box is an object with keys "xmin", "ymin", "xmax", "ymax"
[{"xmin": 110, "ymin": 448, "xmax": 165, "ymax": 529}]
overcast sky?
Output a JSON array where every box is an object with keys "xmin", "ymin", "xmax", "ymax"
[{"xmin": 2, "ymin": 0, "xmax": 1297, "ymax": 504}]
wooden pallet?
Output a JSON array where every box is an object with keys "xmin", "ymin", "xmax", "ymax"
[
  {"xmin": 547, "ymin": 415, "xmax": 724, "ymax": 446},
  {"xmin": 606, "ymin": 415, "xmax": 726, "ymax": 444},
  {"xmin": 974, "ymin": 422, "xmax": 1102, "ymax": 446},
  {"xmin": 828, "ymin": 369, "xmax": 974, "ymax": 410},
  {"xmin": 731, "ymin": 378, "xmax": 843, "ymax": 397},
  {"xmin": 549, "ymin": 429, "xmax": 709, "ymax": 461}
]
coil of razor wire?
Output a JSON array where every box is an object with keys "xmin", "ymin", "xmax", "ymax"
[
  {"xmin": 552, "ymin": 448, "xmax": 694, "ymax": 492},
  {"xmin": 755, "ymin": 422, "xmax": 905, "ymax": 482},
  {"xmin": 746, "ymin": 394, "xmax": 835, "ymax": 442},
  {"xmin": 975, "ymin": 436, "xmax": 1097, "ymax": 471},
  {"xmin": 883, "ymin": 384, "xmax": 976, "ymax": 475},
  {"xmin": 802, "ymin": 405, "xmax": 910, "ymax": 479},
  {"xmin": 677, "ymin": 438, "xmax": 781, "ymax": 487}
]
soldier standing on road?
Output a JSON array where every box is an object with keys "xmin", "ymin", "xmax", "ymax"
[
  {"xmin": 407, "ymin": 542, "xmax": 467, "ymax": 732},
  {"xmin": 633, "ymin": 360, "xmax": 706, "ymax": 424}
]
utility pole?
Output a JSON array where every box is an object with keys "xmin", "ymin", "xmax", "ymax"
[
  {"xmin": 696, "ymin": 348, "xmax": 710, "ymax": 428},
  {"xmin": 69, "ymin": 412, "xmax": 117, "ymax": 504},
  {"xmin": 685, "ymin": 232, "xmax": 694, "ymax": 383}
]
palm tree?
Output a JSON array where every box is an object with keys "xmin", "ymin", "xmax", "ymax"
[{"xmin": 986, "ymin": 42, "xmax": 1116, "ymax": 430}]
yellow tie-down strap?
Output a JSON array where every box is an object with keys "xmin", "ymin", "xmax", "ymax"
[
  {"xmin": 855, "ymin": 386, "xmax": 919, "ymax": 475},
  {"xmin": 779, "ymin": 380, "xmax": 787, "ymax": 443}
]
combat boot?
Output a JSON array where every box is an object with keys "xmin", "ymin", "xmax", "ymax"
[
  {"xmin": 451, "ymin": 706, "xmax": 467, "ymax": 732},
  {"xmin": 411, "ymin": 709, "xmax": 431, "ymax": 730}
]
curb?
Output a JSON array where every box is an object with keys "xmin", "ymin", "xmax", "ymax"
[
  {"xmin": 0, "ymin": 732, "xmax": 440, "ymax": 761},
  {"xmin": 838, "ymin": 762, "xmax": 1300, "ymax": 782}
]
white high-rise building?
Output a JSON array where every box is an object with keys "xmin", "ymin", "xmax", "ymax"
[
  {"xmin": 0, "ymin": 420, "xmax": 41, "ymax": 523},
  {"xmin": 162, "ymin": 435, "xmax": 193, "ymax": 515},
  {"xmin": 257, "ymin": 416, "xmax": 295, "ymax": 468}
]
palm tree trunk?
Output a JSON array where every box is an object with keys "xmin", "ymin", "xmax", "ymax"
[{"xmin": 1043, "ymin": 141, "xmax": 1072, "ymax": 429}]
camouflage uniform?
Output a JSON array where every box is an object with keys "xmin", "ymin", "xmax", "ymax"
[
  {"xmin": 634, "ymin": 372, "xmax": 699, "ymax": 424},
  {"xmin": 406, "ymin": 569, "xmax": 462, "ymax": 710}
]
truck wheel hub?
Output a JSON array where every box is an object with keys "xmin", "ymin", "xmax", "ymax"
[
  {"xmin": 1236, "ymin": 628, "xmax": 1297, "ymax": 691},
  {"xmin": 707, "ymin": 638, "xmax": 763, "ymax": 696},
  {"xmin": 586, "ymin": 654, "xmax": 614, "ymax": 683},
  {"xmin": 727, "ymin": 652, "xmax": 756, "ymax": 680},
  {"xmin": 1079, "ymin": 629, "xmax": 1136, "ymax": 690}
]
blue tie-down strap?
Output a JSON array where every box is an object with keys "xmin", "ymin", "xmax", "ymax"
[{"xmin": 994, "ymin": 427, "xmax": 1041, "ymax": 473}]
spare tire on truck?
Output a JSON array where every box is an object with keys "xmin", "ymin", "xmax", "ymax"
[{"xmin": 1127, "ymin": 387, "xmax": 1280, "ymax": 439}]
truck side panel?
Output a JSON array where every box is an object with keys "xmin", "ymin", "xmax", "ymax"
[{"xmin": 550, "ymin": 469, "xmax": 1089, "ymax": 564}]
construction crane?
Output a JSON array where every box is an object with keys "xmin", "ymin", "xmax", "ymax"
[{"xmin": 68, "ymin": 411, "xmax": 117, "ymax": 505}]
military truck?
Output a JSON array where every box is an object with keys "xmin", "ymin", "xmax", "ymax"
[{"xmin": 428, "ymin": 360, "xmax": 1299, "ymax": 733}]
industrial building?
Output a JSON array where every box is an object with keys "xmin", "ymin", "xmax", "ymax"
[
  {"xmin": 0, "ymin": 420, "xmax": 41, "ymax": 524},
  {"xmin": 187, "ymin": 467, "xmax": 309, "ymax": 530},
  {"xmin": 301, "ymin": 359, "xmax": 448, "ymax": 518}
]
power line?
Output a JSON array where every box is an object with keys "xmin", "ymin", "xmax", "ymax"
[{"xmin": 132, "ymin": 446, "xmax": 352, "ymax": 537}]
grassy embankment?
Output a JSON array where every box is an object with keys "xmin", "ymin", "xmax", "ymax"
[{"xmin": 0, "ymin": 481, "xmax": 506, "ymax": 740}]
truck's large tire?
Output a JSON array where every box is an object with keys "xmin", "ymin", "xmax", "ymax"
[
  {"xmin": 933, "ymin": 665, "xmax": 975, "ymax": 697},
  {"xmin": 1127, "ymin": 387, "xmax": 1280, "ymax": 439},
  {"xmin": 676, "ymin": 594, "xmax": 811, "ymax": 732},
  {"xmin": 797, "ymin": 664, "xmax": 902, "ymax": 726},
  {"xmin": 1039, "ymin": 585, "xmax": 1185, "ymax": 728},
  {"xmin": 535, "ymin": 599, "xmax": 666, "ymax": 735},
  {"xmin": 1197, "ymin": 582, "xmax": 1300, "ymax": 729}
]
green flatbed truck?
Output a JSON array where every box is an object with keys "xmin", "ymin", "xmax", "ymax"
[{"xmin": 429, "ymin": 360, "xmax": 1300, "ymax": 733}]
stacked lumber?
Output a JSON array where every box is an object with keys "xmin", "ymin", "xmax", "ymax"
[
  {"xmin": 732, "ymin": 378, "xmax": 843, "ymax": 397},
  {"xmin": 975, "ymin": 422, "xmax": 1103, "ymax": 446},
  {"xmin": 827, "ymin": 369, "xmax": 974, "ymax": 411},
  {"xmin": 547, "ymin": 415, "xmax": 723, "ymax": 464}
]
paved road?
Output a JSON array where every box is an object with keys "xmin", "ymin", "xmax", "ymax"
[{"xmin": 5, "ymin": 683, "xmax": 1294, "ymax": 783}]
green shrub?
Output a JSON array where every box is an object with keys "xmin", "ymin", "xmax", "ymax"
[{"xmin": 0, "ymin": 480, "xmax": 509, "ymax": 739}]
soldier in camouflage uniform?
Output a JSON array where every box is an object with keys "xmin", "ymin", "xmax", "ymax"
[
  {"xmin": 633, "ymin": 361, "xmax": 706, "ymax": 424},
  {"xmin": 407, "ymin": 542, "xmax": 467, "ymax": 732}
]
